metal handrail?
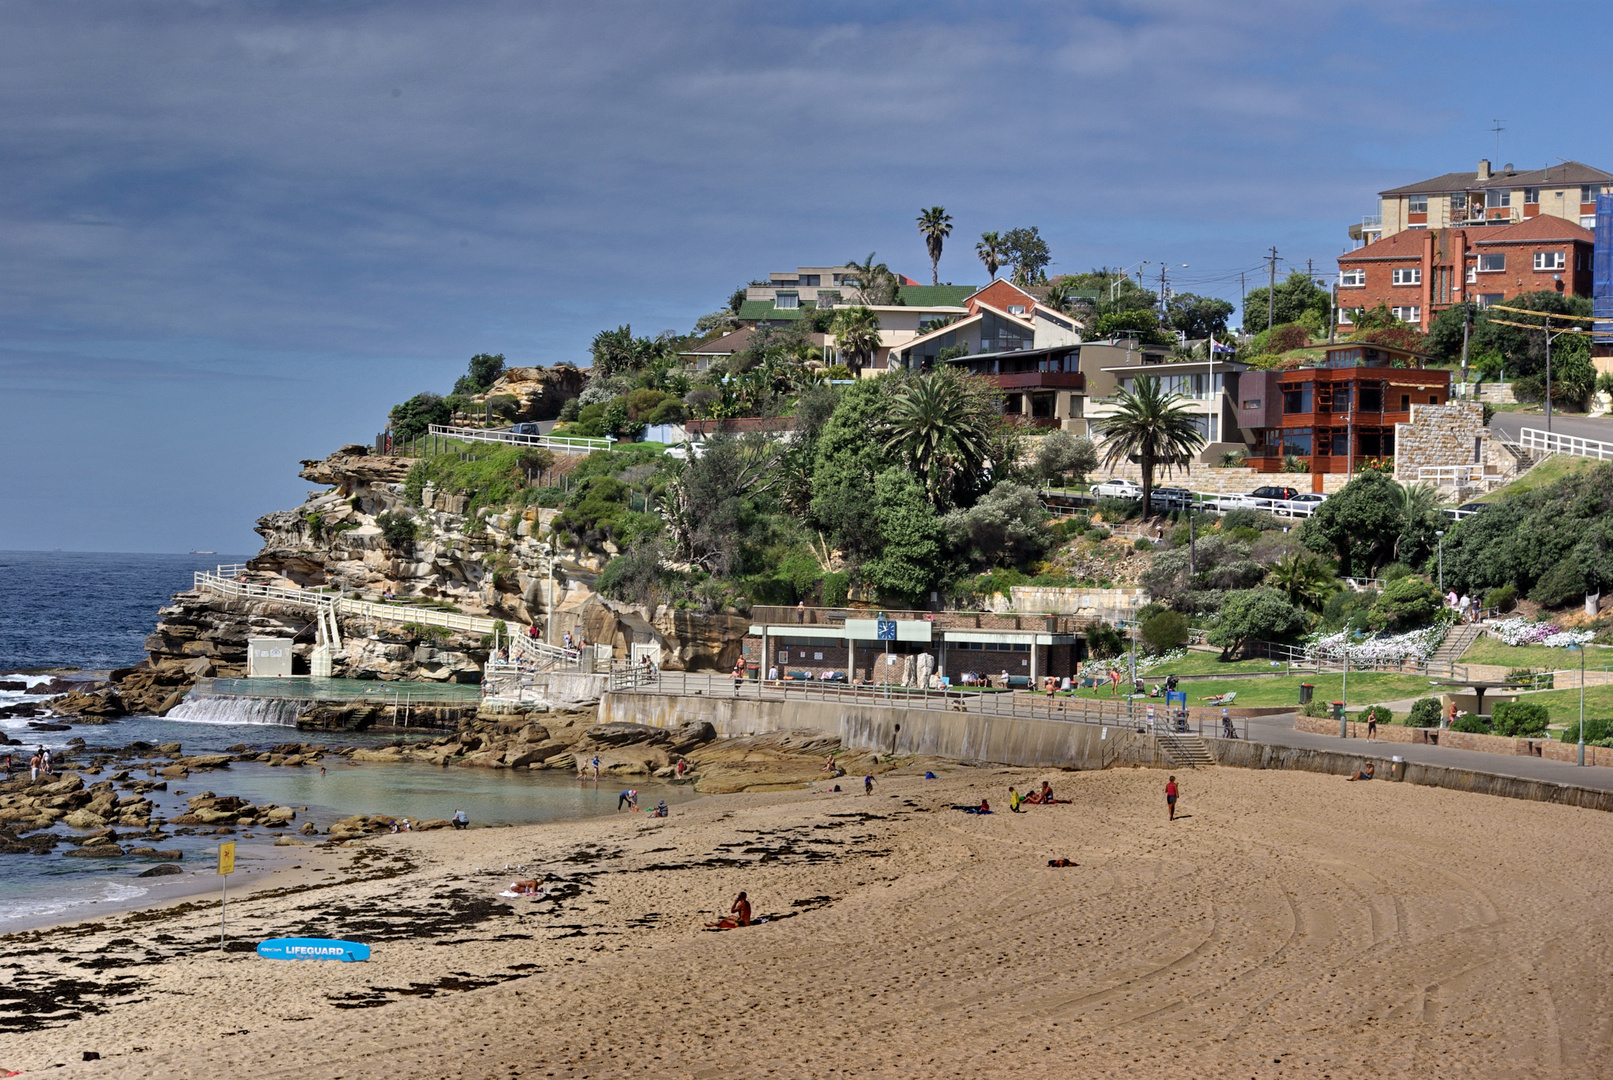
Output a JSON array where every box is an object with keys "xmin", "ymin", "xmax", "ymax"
[
  {"xmin": 195, "ymin": 567, "xmax": 501, "ymax": 636},
  {"xmin": 426, "ymin": 424, "xmax": 614, "ymax": 454}
]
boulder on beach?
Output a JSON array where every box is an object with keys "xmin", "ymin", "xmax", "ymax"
[{"xmin": 139, "ymin": 863, "xmax": 182, "ymax": 876}]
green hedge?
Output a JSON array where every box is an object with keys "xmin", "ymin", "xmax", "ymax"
[{"xmin": 1491, "ymin": 700, "xmax": 1549, "ymax": 737}]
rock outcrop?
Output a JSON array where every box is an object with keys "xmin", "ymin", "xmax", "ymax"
[{"xmin": 478, "ymin": 365, "xmax": 587, "ymax": 421}]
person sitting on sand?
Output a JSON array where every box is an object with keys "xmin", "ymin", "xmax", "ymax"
[
  {"xmin": 653, "ymin": 799, "xmax": 668, "ymax": 818},
  {"xmin": 978, "ymin": 798, "xmax": 990, "ymax": 813},
  {"xmin": 1346, "ymin": 762, "xmax": 1376, "ymax": 782},
  {"xmin": 1047, "ymin": 858, "xmax": 1077, "ymax": 867},
  {"xmin": 731, "ymin": 891, "xmax": 751, "ymax": 926}
]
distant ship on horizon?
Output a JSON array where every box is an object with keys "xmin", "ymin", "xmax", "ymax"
[{"xmin": 190, "ymin": 549, "xmax": 216, "ymax": 555}]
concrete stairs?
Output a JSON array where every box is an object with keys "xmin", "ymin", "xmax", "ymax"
[
  {"xmin": 1430, "ymin": 622, "xmax": 1483, "ymax": 667},
  {"xmin": 1156, "ymin": 731, "xmax": 1214, "ymax": 768}
]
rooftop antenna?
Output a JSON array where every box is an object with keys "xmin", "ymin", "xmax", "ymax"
[{"xmin": 1490, "ymin": 119, "xmax": 1506, "ymax": 162}]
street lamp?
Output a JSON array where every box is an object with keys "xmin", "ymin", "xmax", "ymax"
[
  {"xmin": 1435, "ymin": 530, "xmax": 1445, "ymax": 594},
  {"xmin": 1112, "ymin": 261, "xmax": 1151, "ymax": 300},
  {"xmin": 1572, "ymin": 638, "xmax": 1587, "ymax": 766}
]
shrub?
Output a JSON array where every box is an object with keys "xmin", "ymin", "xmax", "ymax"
[
  {"xmin": 376, "ymin": 511, "xmax": 422, "ymax": 549},
  {"xmin": 1268, "ymin": 322, "xmax": 1310, "ymax": 353},
  {"xmin": 1491, "ymin": 700, "xmax": 1549, "ymax": 737},
  {"xmin": 1133, "ymin": 537, "xmax": 1154, "ymax": 551},
  {"xmin": 1051, "ymin": 517, "xmax": 1088, "ymax": 540},
  {"xmin": 820, "ymin": 571, "xmax": 850, "ymax": 607},
  {"xmin": 1228, "ymin": 526, "xmax": 1261, "ymax": 543},
  {"xmin": 1379, "ymin": 562, "xmax": 1414, "ymax": 582},
  {"xmin": 1450, "ymin": 712, "xmax": 1490, "ymax": 734},
  {"xmin": 1485, "ymin": 583, "xmax": 1517, "ymax": 613},
  {"xmin": 1301, "ymin": 699, "xmax": 1331, "ymax": 718},
  {"xmin": 1085, "ymin": 622, "xmax": 1126, "ymax": 659},
  {"xmin": 1406, "ymin": 697, "xmax": 1443, "ymax": 727},
  {"xmin": 1141, "ymin": 609, "xmax": 1189, "ymax": 654},
  {"xmin": 1095, "ymin": 496, "xmax": 1140, "ymax": 522},
  {"xmin": 1086, "ymin": 526, "xmax": 1112, "ymax": 542},
  {"xmin": 1358, "ymin": 705, "xmax": 1391, "ymax": 727},
  {"xmin": 1561, "ymin": 717, "xmax": 1612, "ymax": 744},
  {"xmin": 389, "ymin": 392, "xmax": 451, "ymax": 441},
  {"xmin": 1367, "ymin": 575, "xmax": 1443, "ymax": 632},
  {"xmin": 1219, "ymin": 507, "xmax": 1262, "ymax": 532}
]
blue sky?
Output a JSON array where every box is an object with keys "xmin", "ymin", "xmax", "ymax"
[{"xmin": 0, "ymin": 0, "xmax": 1601, "ymax": 552}]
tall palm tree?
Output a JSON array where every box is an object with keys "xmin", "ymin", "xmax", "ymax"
[
  {"xmin": 917, "ymin": 206, "xmax": 953, "ymax": 286},
  {"xmin": 1092, "ymin": 375, "xmax": 1206, "ymax": 515},
  {"xmin": 882, "ymin": 369, "xmax": 993, "ymax": 507},
  {"xmin": 831, "ymin": 306, "xmax": 882, "ymax": 377},
  {"xmin": 976, "ymin": 231, "xmax": 1006, "ymax": 281}
]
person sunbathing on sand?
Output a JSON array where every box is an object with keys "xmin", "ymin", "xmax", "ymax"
[
  {"xmin": 508, "ymin": 879, "xmax": 543, "ymax": 895},
  {"xmin": 1346, "ymin": 763, "xmax": 1376, "ymax": 781}
]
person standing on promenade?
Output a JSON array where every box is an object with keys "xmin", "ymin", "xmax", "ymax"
[
  {"xmin": 1366, "ymin": 711, "xmax": 1378, "ymax": 739},
  {"xmin": 732, "ymin": 656, "xmax": 747, "ymax": 689},
  {"xmin": 1165, "ymin": 775, "xmax": 1179, "ymax": 821}
]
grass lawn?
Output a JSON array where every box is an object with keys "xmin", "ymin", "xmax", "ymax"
[
  {"xmin": 1514, "ymin": 684, "xmax": 1613, "ymax": 725},
  {"xmin": 1475, "ymin": 454, "xmax": 1602, "ymax": 503},
  {"xmin": 1057, "ymin": 671, "xmax": 1440, "ymax": 709},
  {"xmin": 1457, "ymin": 636, "xmax": 1613, "ymax": 670},
  {"xmin": 1145, "ymin": 651, "xmax": 1298, "ymax": 677}
]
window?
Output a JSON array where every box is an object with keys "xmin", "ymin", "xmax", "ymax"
[
  {"xmin": 832, "ymin": 273, "xmax": 845, "ymax": 285},
  {"xmin": 1339, "ymin": 308, "xmax": 1362, "ymax": 325},
  {"xmin": 1583, "ymin": 186, "xmax": 1600, "ymax": 203},
  {"xmin": 1068, "ymin": 393, "xmax": 1083, "ymax": 417},
  {"xmin": 1429, "ymin": 395, "xmax": 1439, "ymax": 405},
  {"xmin": 1339, "ymin": 269, "xmax": 1364, "ymax": 287},
  {"xmin": 775, "ymin": 292, "xmax": 799, "ymax": 309},
  {"xmin": 1282, "ymin": 385, "xmax": 1313, "ymax": 414},
  {"xmin": 1036, "ymin": 309, "xmax": 1072, "ymax": 330},
  {"xmin": 1408, "ymin": 195, "xmax": 1428, "ymax": 214},
  {"xmin": 1478, "ymin": 293, "xmax": 1504, "ymax": 308},
  {"xmin": 1400, "ymin": 394, "xmax": 1410, "ymax": 411},
  {"xmin": 1391, "ymin": 268, "xmax": 1421, "ymax": 286},
  {"xmin": 1390, "ymin": 306, "xmax": 1420, "ymax": 323},
  {"xmin": 800, "ymin": 275, "xmax": 820, "ymax": 286},
  {"xmin": 1535, "ymin": 251, "xmax": 1566, "ymax": 270},
  {"xmin": 1477, "ymin": 253, "xmax": 1505, "ymax": 272},
  {"xmin": 1485, "ymin": 188, "xmax": 1511, "ymax": 208},
  {"xmin": 1581, "ymin": 215, "xmax": 1598, "ymax": 229},
  {"xmin": 1359, "ymin": 385, "xmax": 1383, "ymax": 412},
  {"xmin": 1466, "ymin": 265, "xmax": 1476, "ymax": 283},
  {"xmin": 1329, "ymin": 433, "xmax": 1348, "ymax": 456},
  {"xmin": 1241, "ymin": 399, "xmax": 1261, "ymax": 410},
  {"xmin": 1007, "ymin": 304, "xmax": 1028, "ymax": 315},
  {"xmin": 1524, "ymin": 187, "xmax": 1540, "ymax": 205},
  {"xmin": 1281, "ymin": 430, "xmax": 1312, "ymax": 458}
]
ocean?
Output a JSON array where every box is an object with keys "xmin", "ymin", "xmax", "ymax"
[{"xmin": 0, "ymin": 551, "xmax": 687, "ymax": 932}]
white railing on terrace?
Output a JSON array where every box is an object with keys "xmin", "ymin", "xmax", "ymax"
[
  {"xmin": 508, "ymin": 630, "xmax": 582, "ymax": 668},
  {"xmin": 1418, "ymin": 464, "xmax": 1487, "ymax": 484},
  {"xmin": 426, "ymin": 424, "xmax": 614, "ymax": 454},
  {"xmin": 195, "ymin": 566, "xmax": 499, "ymax": 636},
  {"xmin": 1519, "ymin": 427, "xmax": 1613, "ymax": 462}
]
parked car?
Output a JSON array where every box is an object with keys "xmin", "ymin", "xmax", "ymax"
[
  {"xmin": 511, "ymin": 422, "xmax": 542, "ymax": 436},
  {"xmin": 1207, "ymin": 492, "xmax": 1255, "ymax": 512},
  {"xmin": 1445, "ymin": 501, "xmax": 1490, "ymax": 521},
  {"xmin": 1246, "ymin": 484, "xmax": 1300, "ymax": 509},
  {"xmin": 1280, "ymin": 493, "xmax": 1327, "ymax": 518},
  {"xmin": 1092, "ymin": 478, "xmax": 1143, "ymax": 499},
  {"xmin": 1150, "ymin": 487, "xmax": 1193, "ymax": 509}
]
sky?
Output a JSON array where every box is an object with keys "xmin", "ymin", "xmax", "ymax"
[{"xmin": 0, "ymin": 0, "xmax": 1604, "ymax": 552}]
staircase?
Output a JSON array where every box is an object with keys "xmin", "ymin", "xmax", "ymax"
[
  {"xmin": 1429, "ymin": 622, "xmax": 1482, "ymax": 667},
  {"xmin": 1156, "ymin": 731, "xmax": 1214, "ymax": 768}
]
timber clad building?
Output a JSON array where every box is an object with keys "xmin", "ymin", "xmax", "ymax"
[{"xmin": 1235, "ymin": 342, "xmax": 1449, "ymax": 481}]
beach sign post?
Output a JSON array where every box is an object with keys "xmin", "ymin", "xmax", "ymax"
[{"xmin": 217, "ymin": 841, "xmax": 236, "ymax": 950}]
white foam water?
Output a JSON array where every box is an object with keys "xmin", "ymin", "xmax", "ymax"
[
  {"xmin": 165, "ymin": 695, "xmax": 305, "ymax": 726},
  {"xmin": 0, "ymin": 878, "xmax": 150, "ymax": 928}
]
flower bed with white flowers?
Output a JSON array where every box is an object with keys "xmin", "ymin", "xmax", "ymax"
[
  {"xmin": 1490, "ymin": 617, "xmax": 1595, "ymax": 649},
  {"xmin": 1305, "ymin": 624, "xmax": 1446, "ymax": 666}
]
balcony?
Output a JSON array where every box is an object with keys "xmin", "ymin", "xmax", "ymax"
[
  {"xmin": 988, "ymin": 370, "xmax": 1085, "ymax": 391},
  {"xmin": 1003, "ymin": 415, "xmax": 1062, "ymax": 430}
]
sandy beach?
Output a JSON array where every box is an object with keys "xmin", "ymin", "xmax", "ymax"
[{"xmin": 3, "ymin": 760, "xmax": 1612, "ymax": 1079}]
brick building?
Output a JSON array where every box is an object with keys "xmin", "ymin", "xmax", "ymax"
[
  {"xmin": 1336, "ymin": 217, "xmax": 1594, "ymax": 332},
  {"xmin": 739, "ymin": 606, "xmax": 1095, "ymax": 686},
  {"xmin": 1353, "ymin": 158, "xmax": 1612, "ymax": 245}
]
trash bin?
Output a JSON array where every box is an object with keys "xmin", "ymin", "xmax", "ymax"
[
  {"xmin": 1299, "ymin": 683, "xmax": 1315, "ymax": 705},
  {"xmin": 1331, "ymin": 701, "xmax": 1345, "ymax": 723},
  {"xmin": 1389, "ymin": 755, "xmax": 1406, "ymax": 782}
]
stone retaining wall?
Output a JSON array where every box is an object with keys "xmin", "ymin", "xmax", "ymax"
[
  {"xmin": 1394, "ymin": 400, "xmax": 1485, "ymax": 484},
  {"xmin": 1293, "ymin": 714, "xmax": 1613, "ymax": 767}
]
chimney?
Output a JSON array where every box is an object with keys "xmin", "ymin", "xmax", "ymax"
[{"xmin": 1477, "ymin": 159, "xmax": 1492, "ymax": 181}]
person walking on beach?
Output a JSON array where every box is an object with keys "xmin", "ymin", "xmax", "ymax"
[
  {"xmin": 452, "ymin": 809, "xmax": 469, "ymax": 830},
  {"xmin": 863, "ymin": 774, "xmax": 875, "ymax": 796},
  {"xmin": 1009, "ymin": 787, "xmax": 1025, "ymax": 813},
  {"xmin": 591, "ymin": 755, "xmax": 601, "ymax": 780},
  {"xmin": 1165, "ymin": 775, "xmax": 1179, "ymax": 821}
]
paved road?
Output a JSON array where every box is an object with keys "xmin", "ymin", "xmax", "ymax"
[
  {"xmin": 1489, "ymin": 410, "xmax": 1613, "ymax": 445},
  {"xmin": 640, "ymin": 672, "xmax": 1613, "ymax": 792}
]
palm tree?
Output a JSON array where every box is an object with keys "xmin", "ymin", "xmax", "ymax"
[
  {"xmin": 831, "ymin": 306, "xmax": 882, "ymax": 377},
  {"xmin": 917, "ymin": 206, "xmax": 953, "ymax": 286},
  {"xmin": 1092, "ymin": 375, "xmax": 1206, "ymax": 515},
  {"xmin": 1392, "ymin": 479, "xmax": 1442, "ymax": 561},
  {"xmin": 976, "ymin": 232, "xmax": 1006, "ymax": 281},
  {"xmin": 882, "ymin": 369, "xmax": 993, "ymax": 507},
  {"xmin": 844, "ymin": 252, "xmax": 900, "ymax": 305},
  {"xmin": 1270, "ymin": 552, "xmax": 1340, "ymax": 611}
]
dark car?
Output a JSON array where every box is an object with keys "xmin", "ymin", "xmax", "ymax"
[
  {"xmin": 511, "ymin": 422, "xmax": 542, "ymax": 436},
  {"xmin": 1250, "ymin": 485, "xmax": 1299, "ymax": 502}
]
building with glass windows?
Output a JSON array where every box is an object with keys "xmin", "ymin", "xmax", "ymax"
[{"xmin": 1234, "ymin": 342, "xmax": 1449, "ymax": 477}]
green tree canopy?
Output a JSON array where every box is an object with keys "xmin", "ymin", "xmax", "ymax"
[
  {"xmin": 1298, "ymin": 470, "xmax": 1404, "ymax": 578},
  {"xmin": 389, "ymin": 393, "xmax": 451, "ymax": 440},
  {"xmin": 1241, "ymin": 271, "xmax": 1332, "ymax": 334},
  {"xmin": 1207, "ymin": 587, "xmax": 1309, "ymax": 659},
  {"xmin": 976, "ymin": 231, "xmax": 1006, "ymax": 281},
  {"xmin": 942, "ymin": 482, "xmax": 1051, "ymax": 570},
  {"xmin": 861, "ymin": 468, "xmax": 946, "ymax": 603},
  {"xmin": 882, "ymin": 369, "xmax": 996, "ymax": 509},
  {"xmin": 830, "ymin": 306, "xmax": 882, "ymax": 377},
  {"xmin": 1033, "ymin": 430, "xmax": 1099, "ymax": 486},
  {"xmin": 1002, "ymin": 227, "xmax": 1051, "ymax": 285},
  {"xmin": 1165, "ymin": 294, "xmax": 1235, "ymax": 340},
  {"xmin": 1091, "ymin": 375, "xmax": 1207, "ymax": 514}
]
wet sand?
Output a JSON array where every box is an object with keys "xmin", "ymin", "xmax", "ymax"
[{"xmin": 3, "ymin": 763, "xmax": 1612, "ymax": 1079}]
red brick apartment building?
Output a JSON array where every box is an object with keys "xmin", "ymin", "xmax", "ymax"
[{"xmin": 1337, "ymin": 216, "xmax": 1593, "ymax": 332}]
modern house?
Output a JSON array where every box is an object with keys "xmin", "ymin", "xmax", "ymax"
[
  {"xmin": 1234, "ymin": 342, "xmax": 1450, "ymax": 480},
  {"xmin": 1337, "ymin": 216, "xmax": 1595, "ymax": 331},
  {"xmin": 1354, "ymin": 159, "xmax": 1612, "ymax": 246},
  {"xmin": 1083, "ymin": 354, "xmax": 1247, "ymax": 460},
  {"xmin": 740, "ymin": 605, "xmax": 1092, "ymax": 686}
]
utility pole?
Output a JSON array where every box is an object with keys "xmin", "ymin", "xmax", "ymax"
[
  {"xmin": 1267, "ymin": 247, "xmax": 1279, "ymax": 331},
  {"xmin": 1158, "ymin": 264, "xmax": 1168, "ymax": 309},
  {"xmin": 1460, "ymin": 303, "xmax": 1471, "ymax": 390},
  {"xmin": 1329, "ymin": 283, "xmax": 1338, "ymax": 345}
]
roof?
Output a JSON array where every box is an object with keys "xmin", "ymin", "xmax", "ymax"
[
  {"xmin": 680, "ymin": 327, "xmax": 756, "ymax": 355},
  {"xmin": 736, "ymin": 300, "xmax": 804, "ymax": 322},
  {"xmin": 1341, "ymin": 219, "xmax": 1595, "ymax": 264},
  {"xmin": 942, "ymin": 343, "xmax": 1080, "ymax": 366},
  {"xmin": 1382, "ymin": 160, "xmax": 1613, "ymax": 195},
  {"xmin": 897, "ymin": 284, "xmax": 976, "ymax": 306},
  {"xmin": 1469, "ymin": 216, "xmax": 1594, "ymax": 245}
]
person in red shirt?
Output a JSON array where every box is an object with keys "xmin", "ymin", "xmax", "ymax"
[{"xmin": 1165, "ymin": 775, "xmax": 1179, "ymax": 821}]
